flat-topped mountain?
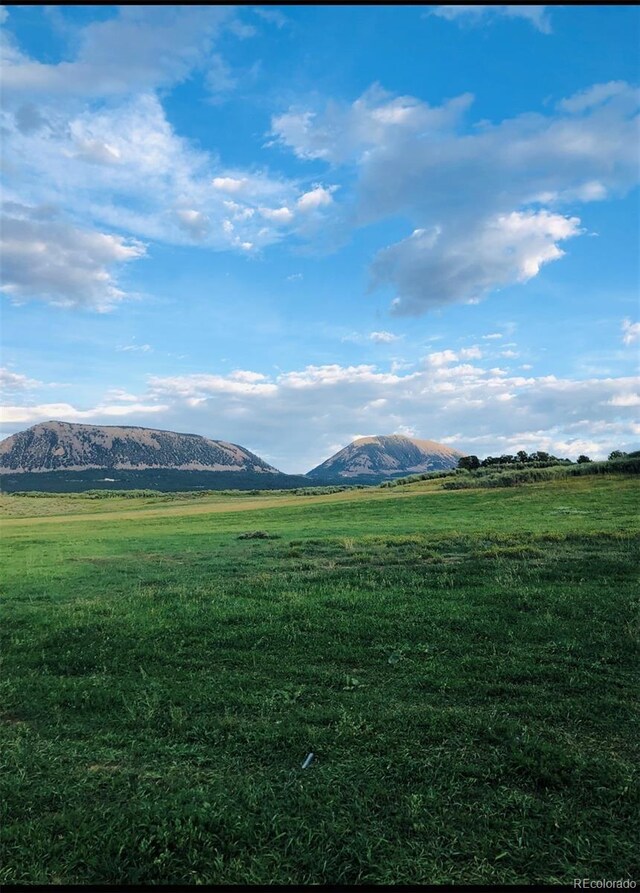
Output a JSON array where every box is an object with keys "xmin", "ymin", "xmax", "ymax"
[
  {"xmin": 0, "ymin": 421, "xmax": 280, "ymax": 474},
  {"xmin": 307, "ymin": 434, "xmax": 464, "ymax": 480}
]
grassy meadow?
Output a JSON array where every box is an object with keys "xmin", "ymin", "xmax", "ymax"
[{"xmin": 1, "ymin": 474, "xmax": 639, "ymax": 885}]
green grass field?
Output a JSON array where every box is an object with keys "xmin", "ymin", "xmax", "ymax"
[{"xmin": 1, "ymin": 475, "xmax": 638, "ymax": 885}]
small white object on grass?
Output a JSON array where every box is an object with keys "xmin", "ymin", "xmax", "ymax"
[{"xmin": 301, "ymin": 752, "xmax": 314, "ymax": 769}]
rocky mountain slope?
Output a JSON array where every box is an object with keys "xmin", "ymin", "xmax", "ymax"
[
  {"xmin": 0, "ymin": 421, "xmax": 280, "ymax": 474},
  {"xmin": 306, "ymin": 434, "xmax": 464, "ymax": 479}
]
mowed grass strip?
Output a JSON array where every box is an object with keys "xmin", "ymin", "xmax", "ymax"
[{"xmin": 1, "ymin": 476, "xmax": 638, "ymax": 884}]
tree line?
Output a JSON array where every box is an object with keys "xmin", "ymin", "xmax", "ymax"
[{"xmin": 457, "ymin": 449, "xmax": 635, "ymax": 471}]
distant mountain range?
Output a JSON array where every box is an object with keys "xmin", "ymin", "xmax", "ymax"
[{"xmin": 0, "ymin": 422, "xmax": 464, "ymax": 492}]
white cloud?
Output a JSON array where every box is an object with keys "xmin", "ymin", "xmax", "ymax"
[
  {"xmin": 116, "ymin": 344, "xmax": 152, "ymax": 353},
  {"xmin": 1, "ymin": 92, "xmax": 305, "ymax": 260},
  {"xmin": 1, "ymin": 7, "xmax": 237, "ymax": 98},
  {"xmin": 431, "ymin": 6, "xmax": 552, "ymax": 33},
  {"xmin": 229, "ymin": 370, "xmax": 268, "ymax": 383},
  {"xmin": 3, "ymin": 6, "xmax": 638, "ymax": 324},
  {"xmin": 0, "ymin": 367, "xmax": 42, "ymax": 393},
  {"xmin": 0, "ymin": 206, "xmax": 146, "ymax": 311},
  {"xmin": 426, "ymin": 349, "xmax": 458, "ymax": 367},
  {"xmin": 395, "ymin": 424, "xmax": 417, "ymax": 438},
  {"xmin": 622, "ymin": 319, "xmax": 640, "ymax": 346},
  {"xmin": 271, "ymin": 85, "xmax": 473, "ymax": 164},
  {"xmin": 104, "ymin": 389, "xmax": 141, "ymax": 403},
  {"xmin": 483, "ymin": 333, "xmax": 503, "ymax": 340},
  {"xmin": 558, "ymin": 81, "xmax": 637, "ymax": 114},
  {"xmin": 259, "ymin": 206, "xmax": 294, "ymax": 223},
  {"xmin": 369, "ymin": 331, "xmax": 400, "ymax": 344},
  {"xmin": 342, "ymin": 331, "xmax": 402, "ymax": 346},
  {"xmin": 212, "ymin": 177, "xmax": 250, "ymax": 193},
  {"xmin": 147, "ymin": 373, "xmax": 278, "ymax": 398},
  {"xmin": 373, "ymin": 211, "xmax": 581, "ymax": 314},
  {"xmin": 353, "ymin": 83, "xmax": 639, "ymax": 223},
  {"xmin": 609, "ymin": 393, "xmax": 640, "ymax": 407},
  {"xmin": 0, "ymin": 401, "xmax": 168, "ymax": 425},
  {"xmin": 297, "ymin": 185, "xmax": 336, "ymax": 211},
  {"xmin": 72, "ymin": 139, "xmax": 121, "ymax": 166},
  {"xmin": 272, "ymin": 80, "xmax": 638, "ymax": 314}
]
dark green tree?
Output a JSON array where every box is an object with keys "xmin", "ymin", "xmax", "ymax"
[
  {"xmin": 577, "ymin": 454, "xmax": 591, "ymax": 464},
  {"xmin": 531, "ymin": 451, "xmax": 550, "ymax": 463},
  {"xmin": 608, "ymin": 450, "xmax": 627, "ymax": 460},
  {"xmin": 458, "ymin": 455, "xmax": 480, "ymax": 471}
]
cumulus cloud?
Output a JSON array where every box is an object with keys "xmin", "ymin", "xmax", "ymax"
[
  {"xmin": 297, "ymin": 185, "xmax": 336, "ymax": 211},
  {"xmin": 425, "ymin": 349, "xmax": 458, "ymax": 367},
  {"xmin": 104, "ymin": 389, "xmax": 141, "ymax": 403},
  {"xmin": 622, "ymin": 319, "xmax": 640, "ymax": 346},
  {"xmin": 431, "ymin": 5, "xmax": 552, "ymax": 33},
  {"xmin": 558, "ymin": 81, "xmax": 635, "ymax": 114},
  {"xmin": 424, "ymin": 345, "xmax": 483, "ymax": 368},
  {"xmin": 260, "ymin": 206, "xmax": 294, "ymax": 223},
  {"xmin": 271, "ymin": 80, "xmax": 639, "ymax": 313},
  {"xmin": 147, "ymin": 372, "xmax": 278, "ymax": 399},
  {"xmin": 369, "ymin": 331, "xmax": 400, "ymax": 344},
  {"xmin": 609, "ymin": 393, "xmax": 640, "ymax": 407},
  {"xmin": 373, "ymin": 212, "xmax": 581, "ymax": 314},
  {"xmin": 1, "ymin": 6, "xmax": 236, "ymax": 98},
  {"xmin": 271, "ymin": 85, "xmax": 473, "ymax": 164},
  {"xmin": 212, "ymin": 176, "xmax": 250, "ymax": 194},
  {"xmin": 1, "ymin": 14, "xmax": 340, "ymax": 273},
  {"xmin": 1, "ymin": 92, "xmax": 313, "ymax": 258},
  {"xmin": 0, "ymin": 367, "xmax": 42, "ymax": 394},
  {"xmin": 3, "ymin": 7, "xmax": 638, "ymax": 322},
  {"xmin": 0, "ymin": 401, "xmax": 168, "ymax": 425},
  {"xmin": 359, "ymin": 83, "xmax": 637, "ymax": 221},
  {"xmin": 0, "ymin": 206, "xmax": 146, "ymax": 310}
]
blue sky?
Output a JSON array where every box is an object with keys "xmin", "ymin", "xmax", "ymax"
[{"xmin": 1, "ymin": 4, "xmax": 638, "ymax": 472}]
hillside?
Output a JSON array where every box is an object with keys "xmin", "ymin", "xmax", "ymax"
[
  {"xmin": 307, "ymin": 434, "xmax": 464, "ymax": 480},
  {"xmin": 0, "ymin": 421, "xmax": 279, "ymax": 476}
]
